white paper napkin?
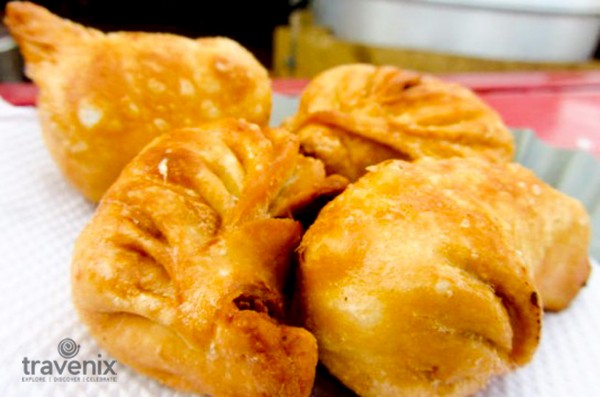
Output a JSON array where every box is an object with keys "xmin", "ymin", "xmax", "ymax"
[{"xmin": 0, "ymin": 98, "xmax": 598, "ymax": 397}]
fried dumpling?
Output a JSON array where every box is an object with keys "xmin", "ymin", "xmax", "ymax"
[
  {"xmin": 299, "ymin": 158, "xmax": 590, "ymax": 397},
  {"xmin": 72, "ymin": 119, "xmax": 321, "ymax": 396},
  {"xmin": 5, "ymin": 1, "xmax": 271, "ymax": 201},
  {"xmin": 284, "ymin": 64, "xmax": 514, "ymax": 181}
]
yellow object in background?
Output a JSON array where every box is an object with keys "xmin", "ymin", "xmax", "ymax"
[{"xmin": 273, "ymin": 11, "xmax": 600, "ymax": 78}]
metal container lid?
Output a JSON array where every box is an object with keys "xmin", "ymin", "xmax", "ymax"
[{"xmin": 406, "ymin": 0, "xmax": 600, "ymax": 15}]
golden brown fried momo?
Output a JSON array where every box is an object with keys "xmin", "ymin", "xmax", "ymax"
[
  {"xmin": 5, "ymin": 1, "xmax": 271, "ymax": 201},
  {"xmin": 299, "ymin": 158, "xmax": 590, "ymax": 397},
  {"xmin": 72, "ymin": 119, "xmax": 320, "ymax": 396},
  {"xmin": 285, "ymin": 64, "xmax": 514, "ymax": 181}
]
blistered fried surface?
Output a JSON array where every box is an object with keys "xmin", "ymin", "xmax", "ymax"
[
  {"xmin": 72, "ymin": 119, "xmax": 318, "ymax": 396},
  {"xmin": 5, "ymin": 1, "xmax": 271, "ymax": 201},
  {"xmin": 285, "ymin": 64, "xmax": 514, "ymax": 181},
  {"xmin": 299, "ymin": 158, "xmax": 590, "ymax": 397}
]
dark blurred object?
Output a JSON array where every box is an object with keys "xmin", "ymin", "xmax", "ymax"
[
  {"xmin": 0, "ymin": 20, "xmax": 24, "ymax": 82},
  {"xmin": 0, "ymin": 0, "xmax": 294, "ymax": 69}
]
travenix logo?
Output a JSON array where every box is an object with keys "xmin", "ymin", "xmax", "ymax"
[{"xmin": 21, "ymin": 338, "xmax": 118, "ymax": 383}]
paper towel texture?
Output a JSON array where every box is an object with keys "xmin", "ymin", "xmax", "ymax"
[{"xmin": 0, "ymin": 98, "xmax": 598, "ymax": 396}]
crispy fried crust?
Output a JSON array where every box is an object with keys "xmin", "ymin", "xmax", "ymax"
[
  {"xmin": 299, "ymin": 158, "xmax": 590, "ymax": 397},
  {"xmin": 284, "ymin": 64, "xmax": 514, "ymax": 181},
  {"xmin": 4, "ymin": 1, "xmax": 272, "ymax": 201},
  {"xmin": 72, "ymin": 119, "xmax": 319, "ymax": 396}
]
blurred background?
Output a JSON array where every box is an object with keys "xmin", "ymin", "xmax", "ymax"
[{"xmin": 1, "ymin": 0, "xmax": 600, "ymax": 81}]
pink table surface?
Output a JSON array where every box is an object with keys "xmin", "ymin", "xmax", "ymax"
[{"xmin": 2, "ymin": 71, "xmax": 600, "ymax": 158}]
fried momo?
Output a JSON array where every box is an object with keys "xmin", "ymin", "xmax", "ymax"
[
  {"xmin": 299, "ymin": 158, "xmax": 590, "ymax": 397},
  {"xmin": 5, "ymin": 1, "xmax": 271, "ymax": 201},
  {"xmin": 285, "ymin": 64, "xmax": 514, "ymax": 181},
  {"xmin": 72, "ymin": 119, "xmax": 321, "ymax": 396}
]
